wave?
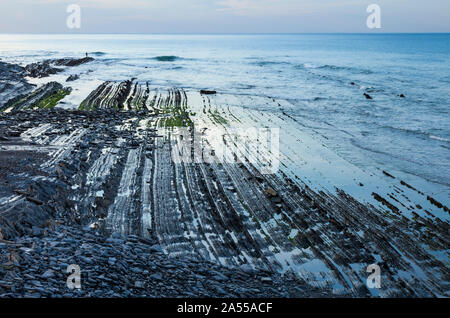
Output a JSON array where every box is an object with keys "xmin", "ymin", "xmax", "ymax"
[
  {"xmin": 350, "ymin": 138, "xmax": 422, "ymax": 165},
  {"xmin": 379, "ymin": 125, "xmax": 450, "ymax": 143},
  {"xmin": 302, "ymin": 63, "xmax": 321, "ymax": 69},
  {"xmin": 249, "ymin": 60, "xmax": 371, "ymax": 74},
  {"xmin": 153, "ymin": 56, "xmax": 180, "ymax": 62},
  {"xmin": 234, "ymin": 84, "xmax": 256, "ymax": 90},
  {"xmin": 295, "ymin": 63, "xmax": 337, "ymax": 70},
  {"xmin": 362, "ymin": 86, "xmax": 384, "ymax": 93},
  {"xmin": 318, "ymin": 64, "xmax": 351, "ymax": 71},
  {"xmin": 10, "ymin": 53, "xmax": 52, "ymax": 58},
  {"xmin": 90, "ymin": 51, "xmax": 107, "ymax": 56},
  {"xmin": 251, "ymin": 61, "xmax": 291, "ymax": 67},
  {"xmin": 429, "ymin": 135, "xmax": 450, "ymax": 143},
  {"xmin": 297, "ymin": 63, "xmax": 373, "ymax": 74},
  {"xmin": 148, "ymin": 65, "xmax": 184, "ymax": 70}
]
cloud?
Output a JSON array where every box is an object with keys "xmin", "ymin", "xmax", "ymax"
[
  {"xmin": 2, "ymin": 0, "xmax": 449, "ymax": 33},
  {"xmin": 216, "ymin": 0, "xmax": 305, "ymax": 16},
  {"xmin": 15, "ymin": 0, "xmax": 167, "ymax": 9},
  {"xmin": 215, "ymin": 0, "xmax": 363, "ymax": 16}
]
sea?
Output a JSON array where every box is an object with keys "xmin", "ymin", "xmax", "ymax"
[{"xmin": 0, "ymin": 33, "xmax": 449, "ymax": 200}]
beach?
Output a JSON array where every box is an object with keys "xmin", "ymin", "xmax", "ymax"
[{"xmin": 0, "ymin": 34, "xmax": 449, "ymax": 297}]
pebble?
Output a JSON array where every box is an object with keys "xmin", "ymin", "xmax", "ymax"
[{"xmin": 41, "ymin": 269, "xmax": 55, "ymax": 279}]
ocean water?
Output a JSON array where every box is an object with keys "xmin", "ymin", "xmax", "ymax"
[{"xmin": 0, "ymin": 33, "xmax": 449, "ymax": 199}]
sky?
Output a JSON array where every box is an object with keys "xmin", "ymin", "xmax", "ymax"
[{"xmin": 0, "ymin": 0, "xmax": 449, "ymax": 33}]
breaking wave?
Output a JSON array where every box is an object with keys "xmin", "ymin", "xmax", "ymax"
[{"xmin": 429, "ymin": 135, "xmax": 450, "ymax": 143}]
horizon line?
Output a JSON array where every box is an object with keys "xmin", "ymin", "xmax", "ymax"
[{"xmin": 1, "ymin": 32, "xmax": 449, "ymax": 35}]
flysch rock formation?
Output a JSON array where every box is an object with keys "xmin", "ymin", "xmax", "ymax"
[
  {"xmin": 25, "ymin": 57, "xmax": 94, "ymax": 78},
  {"xmin": 0, "ymin": 64, "xmax": 449, "ymax": 298},
  {"xmin": 0, "ymin": 62, "xmax": 36, "ymax": 111}
]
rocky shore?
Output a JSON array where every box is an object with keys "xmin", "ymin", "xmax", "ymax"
[
  {"xmin": 25, "ymin": 57, "xmax": 94, "ymax": 78},
  {"xmin": 0, "ymin": 106, "xmax": 328, "ymax": 298},
  {"xmin": 0, "ymin": 59, "xmax": 448, "ymax": 298},
  {"xmin": 0, "ymin": 57, "xmax": 92, "ymax": 112},
  {"xmin": 1, "ymin": 225, "xmax": 325, "ymax": 298},
  {"xmin": 0, "ymin": 61, "xmax": 35, "ymax": 111}
]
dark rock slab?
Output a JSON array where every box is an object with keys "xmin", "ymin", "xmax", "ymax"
[{"xmin": 25, "ymin": 57, "xmax": 94, "ymax": 78}]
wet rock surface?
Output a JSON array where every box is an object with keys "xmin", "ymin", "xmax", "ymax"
[
  {"xmin": 66, "ymin": 74, "xmax": 80, "ymax": 82},
  {"xmin": 0, "ymin": 60, "xmax": 81, "ymax": 112},
  {"xmin": 6, "ymin": 82, "xmax": 69, "ymax": 112},
  {"xmin": 0, "ymin": 64, "xmax": 449, "ymax": 298},
  {"xmin": 200, "ymin": 90, "xmax": 217, "ymax": 95},
  {"xmin": 1, "ymin": 225, "xmax": 323, "ymax": 298},
  {"xmin": 0, "ymin": 62, "xmax": 36, "ymax": 110},
  {"xmin": 0, "ymin": 104, "xmax": 447, "ymax": 298},
  {"xmin": 25, "ymin": 57, "xmax": 94, "ymax": 78}
]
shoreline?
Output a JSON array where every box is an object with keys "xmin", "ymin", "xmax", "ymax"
[{"xmin": 0, "ymin": 58, "xmax": 448, "ymax": 297}]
